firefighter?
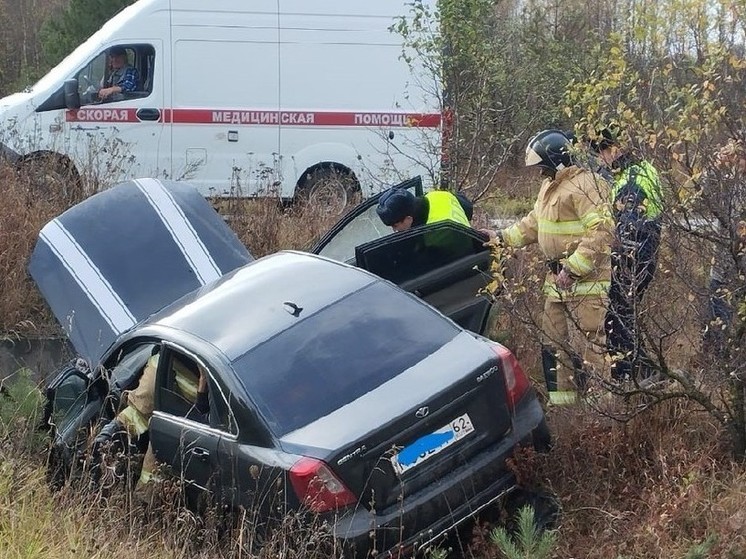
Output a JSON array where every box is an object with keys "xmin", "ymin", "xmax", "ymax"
[
  {"xmin": 92, "ymin": 349, "xmax": 209, "ymax": 487},
  {"xmin": 482, "ymin": 130, "xmax": 614, "ymax": 404},
  {"xmin": 593, "ymin": 128, "xmax": 663, "ymax": 381}
]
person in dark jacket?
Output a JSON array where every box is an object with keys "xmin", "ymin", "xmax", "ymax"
[{"xmin": 594, "ymin": 128, "xmax": 664, "ymax": 381}]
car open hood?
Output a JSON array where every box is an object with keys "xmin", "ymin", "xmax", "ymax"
[{"xmin": 29, "ymin": 178, "xmax": 253, "ymax": 365}]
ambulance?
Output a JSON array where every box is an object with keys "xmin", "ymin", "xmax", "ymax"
[{"xmin": 0, "ymin": 0, "xmax": 441, "ymax": 207}]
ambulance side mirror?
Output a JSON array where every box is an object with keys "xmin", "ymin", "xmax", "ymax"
[{"xmin": 64, "ymin": 79, "xmax": 81, "ymax": 110}]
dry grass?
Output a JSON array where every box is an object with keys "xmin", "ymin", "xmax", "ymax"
[
  {"xmin": 0, "ymin": 374, "xmax": 338, "ymax": 559},
  {"xmin": 0, "ymin": 163, "xmax": 73, "ymax": 337},
  {"xmin": 219, "ymin": 197, "xmax": 345, "ymax": 258},
  {"xmin": 4, "ymin": 374, "xmax": 746, "ymax": 559},
  {"xmin": 524, "ymin": 402, "xmax": 746, "ymax": 558}
]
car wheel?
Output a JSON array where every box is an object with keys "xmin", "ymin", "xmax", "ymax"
[
  {"xmin": 19, "ymin": 155, "xmax": 83, "ymax": 207},
  {"xmin": 296, "ymin": 166, "xmax": 361, "ymax": 215}
]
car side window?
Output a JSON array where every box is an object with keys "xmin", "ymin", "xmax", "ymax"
[
  {"xmin": 314, "ymin": 176, "xmax": 424, "ymax": 263},
  {"xmin": 105, "ymin": 343, "xmax": 159, "ymax": 391},
  {"xmin": 156, "ymin": 348, "xmax": 237, "ymax": 435},
  {"xmin": 76, "ymin": 44, "xmax": 155, "ymax": 106}
]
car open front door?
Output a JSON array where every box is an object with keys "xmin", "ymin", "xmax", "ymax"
[
  {"xmin": 354, "ymin": 222, "xmax": 493, "ymax": 334},
  {"xmin": 312, "ymin": 176, "xmax": 423, "ymax": 263}
]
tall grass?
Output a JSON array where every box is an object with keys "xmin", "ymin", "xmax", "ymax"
[
  {"xmin": 509, "ymin": 402, "xmax": 746, "ymax": 558},
  {"xmin": 0, "ymin": 163, "xmax": 69, "ymax": 337}
]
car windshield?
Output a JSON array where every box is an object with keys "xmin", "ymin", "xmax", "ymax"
[{"xmin": 232, "ymin": 281, "xmax": 460, "ymax": 436}]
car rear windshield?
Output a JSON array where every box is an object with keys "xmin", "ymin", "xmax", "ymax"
[{"xmin": 232, "ymin": 281, "xmax": 460, "ymax": 436}]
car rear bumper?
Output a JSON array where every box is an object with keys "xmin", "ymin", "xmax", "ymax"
[{"xmin": 331, "ymin": 395, "xmax": 548, "ymax": 558}]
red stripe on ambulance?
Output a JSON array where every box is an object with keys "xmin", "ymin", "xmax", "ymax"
[
  {"xmin": 174, "ymin": 110, "xmax": 441, "ymax": 127},
  {"xmin": 66, "ymin": 108, "xmax": 140, "ymax": 122},
  {"xmin": 66, "ymin": 108, "xmax": 441, "ymax": 127}
]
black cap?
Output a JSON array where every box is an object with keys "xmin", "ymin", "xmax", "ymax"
[{"xmin": 376, "ymin": 188, "xmax": 415, "ymax": 226}]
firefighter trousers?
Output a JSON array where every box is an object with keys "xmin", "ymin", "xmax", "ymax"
[{"xmin": 541, "ymin": 295, "xmax": 608, "ymax": 400}]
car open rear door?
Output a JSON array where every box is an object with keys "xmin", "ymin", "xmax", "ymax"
[
  {"xmin": 312, "ymin": 176, "xmax": 423, "ymax": 263},
  {"xmin": 354, "ymin": 222, "xmax": 493, "ymax": 334}
]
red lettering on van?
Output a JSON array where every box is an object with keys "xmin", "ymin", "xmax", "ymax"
[{"xmin": 65, "ymin": 108, "xmax": 135, "ymax": 123}]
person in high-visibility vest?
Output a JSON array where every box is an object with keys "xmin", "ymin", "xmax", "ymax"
[
  {"xmin": 376, "ymin": 187, "xmax": 473, "ymax": 231},
  {"xmin": 92, "ymin": 350, "xmax": 209, "ymax": 487},
  {"xmin": 592, "ymin": 127, "xmax": 664, "ymax": 381},
  {"xmin": 482, "ymin": 129, "xmax": 614, "ymax": 405}
]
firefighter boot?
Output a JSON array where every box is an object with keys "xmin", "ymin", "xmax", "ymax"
[{"xmin": 542, "ymin": 346, "xmax": 576, "ymax": 406}]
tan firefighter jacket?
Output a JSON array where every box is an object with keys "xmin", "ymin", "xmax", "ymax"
[{"xmin": 502, "ymin": 166, "xmax": 613, "ymax": 301}]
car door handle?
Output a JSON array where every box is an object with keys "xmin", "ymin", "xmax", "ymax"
[
  {"xmin": 136, "ymin": 108, "xmax": 161, "ymax": 121},
  {"xmin": 190, "ymin": 447, "xmax": 210, "ymax": 462}
]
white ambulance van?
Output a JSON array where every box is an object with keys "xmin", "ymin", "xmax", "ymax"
[{"xmin": 0, "ymin": 0, "xmax": 440, "ymax": 207}]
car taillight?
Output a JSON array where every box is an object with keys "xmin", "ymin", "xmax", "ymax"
[
  {"xmin": 491, "ymin": 344, "xmax": 531, "ymax": 410},
  {"xmin": 289, "ymin": 457, "xmax": 357, "ymax": 513}
]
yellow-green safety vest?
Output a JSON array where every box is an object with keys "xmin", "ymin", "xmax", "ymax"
[
  {"xmin": 612, "ymin": 160, "xmax": 663, "ymax": 220},
  {"xmin": 425, "ymin": 190, "xmax": 470, "ymax": 226}
]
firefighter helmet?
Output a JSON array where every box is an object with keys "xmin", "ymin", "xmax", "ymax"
[{"xmin": 525, "ymin": 129, "xmax": 574, "ymax": 174}]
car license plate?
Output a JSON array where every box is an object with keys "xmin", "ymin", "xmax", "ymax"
[{"xmin": 391, "ymin": 413, "xmax": 475, "ymax": 475}]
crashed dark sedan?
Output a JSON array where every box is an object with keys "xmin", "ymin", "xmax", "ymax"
[{"xmin": 32, "ymin": 178, "xmax": 550, "ymax": 557}]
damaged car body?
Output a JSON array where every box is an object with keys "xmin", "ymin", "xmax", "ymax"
[{"xmin": 32, "ymin": 178, "xmax": 551, "ymax": 557}]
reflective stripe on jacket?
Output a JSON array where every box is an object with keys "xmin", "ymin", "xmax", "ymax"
[
  {"xmin": 502, "ymin": 166, "xmax": 614, "ymax": 300},
  {"xmin": 425, "ymin": 190, "xmax": 470, "ymax": 226}
]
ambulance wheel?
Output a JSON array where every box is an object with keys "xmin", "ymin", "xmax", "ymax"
[
  {"xmin": 19, "ymin": 154, "xmax": 83, "ymax": 207},
  {"xmin": 297, "ymin": 166, "xmax": 361, "ymax": 214}
]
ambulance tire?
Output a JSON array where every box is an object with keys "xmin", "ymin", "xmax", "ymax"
[
  {"xmin": 296, "ymin": 166, "xmax": 361, "ymax": 214},
  {"xmin": 18, "ymin": 153, "xmax": 83, "ymax": 207}
]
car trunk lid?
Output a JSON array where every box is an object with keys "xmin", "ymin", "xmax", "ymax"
[{"xmin": 280, "ymin": 332, "xmax": 512, "ymax": 511}]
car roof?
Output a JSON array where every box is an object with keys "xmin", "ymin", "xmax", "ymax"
[{"xmin": 150, "ymin": 251, "xmax": 378, "ymax": 361}]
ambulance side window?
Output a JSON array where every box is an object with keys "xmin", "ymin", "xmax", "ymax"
[{"xmin": 76, "ymin": 44, "xmax": 156, "ymax": 106}]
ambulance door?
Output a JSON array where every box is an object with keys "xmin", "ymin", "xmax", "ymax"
[{"xmin": 169, "ymin": 3, "xmax": 280, "ymax": 197}]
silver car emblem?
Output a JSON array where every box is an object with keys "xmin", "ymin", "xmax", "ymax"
[{"xmin": 415, "ymin": 406, "xmax": 429, "ymax": 419}]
